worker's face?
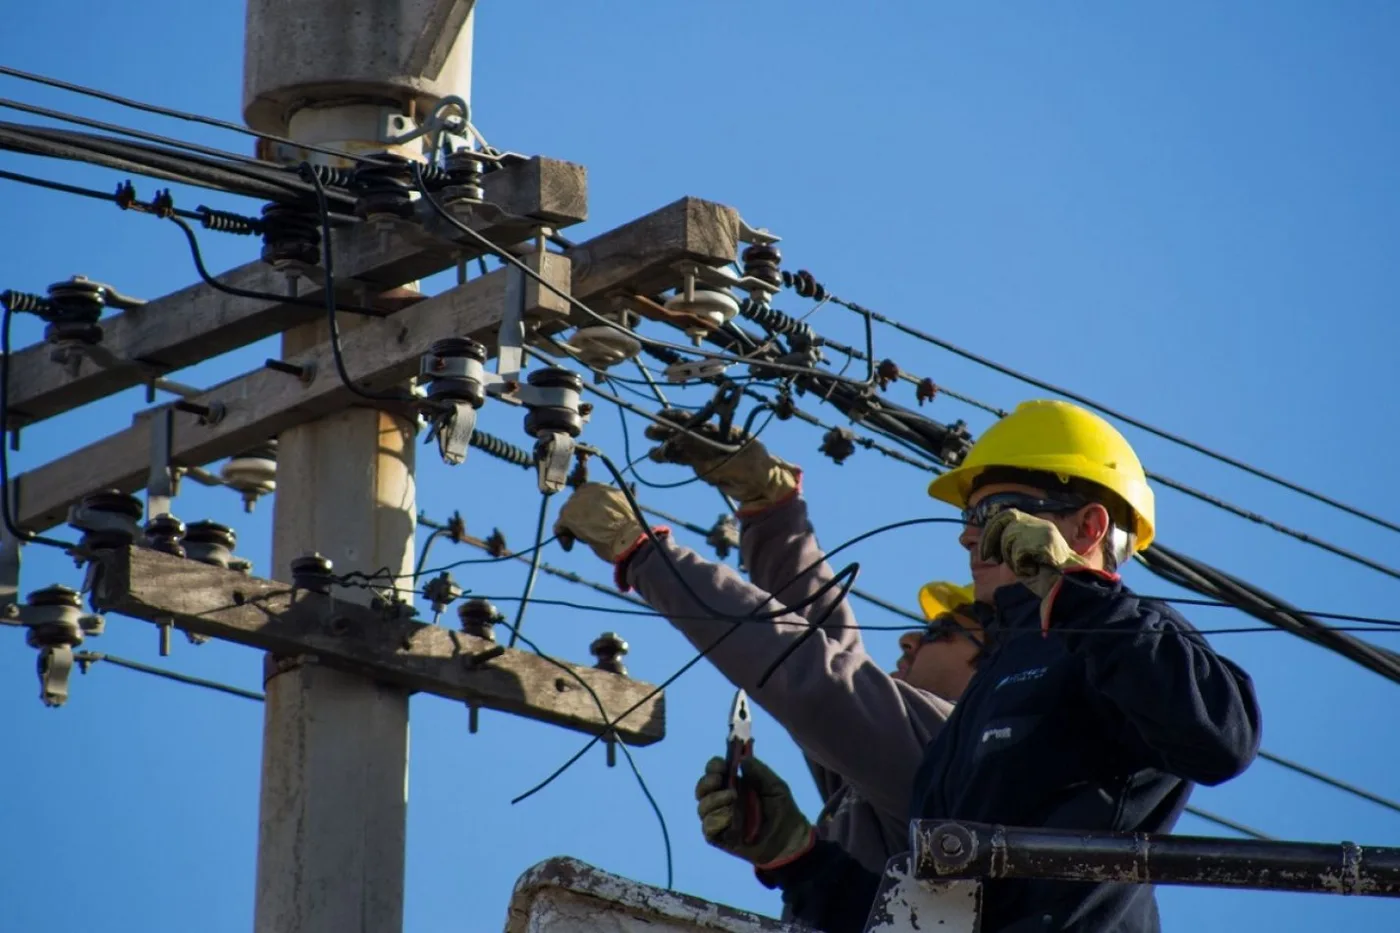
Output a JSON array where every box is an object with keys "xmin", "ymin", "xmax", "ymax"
[
  {"xmin": 892, "ymin": 612, "xmax": 983, "ymax": 701},
  {"xmin": 958, "ymin": 481, "xmax": 1100, "ymax": 604}
]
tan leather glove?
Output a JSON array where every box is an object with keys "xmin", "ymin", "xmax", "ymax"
[
  {"xmin": 695, "ymin": 755, "xmax": 815, "ymax": 870},
  {"xmin": 979, "ymin": 508, "xmax": 1088, "ymax": 600},
  {"xmin": 645, "ymin": 415, "xmax": 800, "ymax": 515},
  {"xmin": 553, "ymin": 483, "xmax": 648, "ymax": 564}
]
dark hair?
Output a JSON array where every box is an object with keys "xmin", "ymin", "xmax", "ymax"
[{"xmin": 969, "ymin": 466, "xmax": 1134, "ymax": 571}]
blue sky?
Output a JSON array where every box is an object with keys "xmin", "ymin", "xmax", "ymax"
[{"xmin": 2, "ymin": 2, "xmax": 1399, "ymax": 931}]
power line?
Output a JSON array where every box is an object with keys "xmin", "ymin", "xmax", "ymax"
[
  {"xmin": 792, "ymin": 278, "xmax": 1400, "ymax": 535},
  {"xmin": 75, "ymin": 652, "xmax": 264, "ymax": 702},
  {"xmin": 1181, "ymin": 807, "xmax": 1272, "ymax": 840},
  {"xmin": 1258, "ymin": 750, "xmax": 1400, "ymax": 816},
  {"xmin": 0, "ymin": 63, "xmax": 386, "ymax": 168}
]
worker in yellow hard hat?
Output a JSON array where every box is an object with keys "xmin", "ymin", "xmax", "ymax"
[{"xmin": 688, "ymin": 399, "xmax": 1263, "ymax": 933}]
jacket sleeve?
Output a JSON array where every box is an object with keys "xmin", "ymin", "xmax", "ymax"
[
  {"xmin": 1048, "ymin": 569, "xmax": 1263, "ymax": 786},
  {"xmin": 625, "ymin": 532, "xmax": 953, "ymax": 820},
  {"xmin": 756, "ymin": 839, "xmax": 883, "ymax": 933},
  {"xmin": 741, "ymin": 496, "xmax": 864, "ymax": 803}
]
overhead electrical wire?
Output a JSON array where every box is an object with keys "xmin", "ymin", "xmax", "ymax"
[
  {"xmin": 75, "ymin": 651, "xmax": 264, "ymax": 702},
  {"xmin": 797, "ymin": 279, "xmax": 1400, "ymax": 535},
  {"xmin": 507, "ymin": 494, "xmax": 552, "ymax": 648},
  {"xmin": 0, "ymin": 63, "xmax": 386, "ymax": 168}
]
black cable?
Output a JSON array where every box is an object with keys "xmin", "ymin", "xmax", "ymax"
[
  {"xmin": 75, "ymin": 651, "xmax": 264, "ymax": 702},
  {"xmin": 301, "ymin": 163, "xmax": 410, "ymax": 403},
  {"xmin": 821, "ymin": 290, "xmax": 1400, "ymax": 535},
  {"xmin": 1258, "ymin": 750, "xmax": 1400, "ymax": 816},
  {"xmin": 0, "ymin": 165, "xmax": 198, "ymax": 219},
  {"xmin": 0, "ymin": 93, "xmax": 291, "ymax": 175},
  {"xmin": 0, "ymin": 63, "xmax": 385, "ymax": 168},
  {"xmin": 494, "ymin": 618, "xmax": 673, "ymax": 889},
  {"xmin": 1181, "ymin": 807, "xmax": 1272, "ymax": 841},
  {"xmin": 414, "ymin": 528, "xmax": 448, "ymax": 581},
  {"xmin": 167, "ymin": 215, "xmax": 385, "ymax": 317},
  {"xmin": 0, "ymin": 303, "xmax": 76, "ymax": 550},
  {"xmin": 1145, "ymin": 470, "xmax": 1400, "ymax": 581},
  {"xmin": 412, "ymin": 165, "xmax": 886, "ymax": 392},
  {"xmin": 507, "ymin": 494, "xmax": 551, "ymax": 648},
  {"xmin": 1136, "ymin": 542, "xmax": 1400, "ymax": 685}
]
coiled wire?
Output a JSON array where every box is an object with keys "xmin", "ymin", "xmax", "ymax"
[{"xmin": 739, "ymin": 297, "xmax": 815, "ymax": 344}]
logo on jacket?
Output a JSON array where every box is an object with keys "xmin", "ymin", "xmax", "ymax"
[
  {"xmin": 981, "ymin": 726, "xmax": 1013, "ymax": 743},
  {"xmin": 995, "ymin": 665, "xmax": 1047, "ymax": 690}
]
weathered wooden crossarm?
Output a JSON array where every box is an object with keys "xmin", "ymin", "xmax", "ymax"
[
  {"xmin": 5, "ymin": 155, "xmax": 587, "ymax": 429},
  {"xmin": 565, "ymin": 196, "xmax": 739, "ymax": 304},
  {"xmin": 91, "ymin": 545, "xmax": 665, "ymax": 745},
  {"xmin": 12, "ymin": 252, "xmax": 571, "ymax": 534},
  {"xmin": 14, "ymin": 195, "xmax": 744, "ymax": 536}
]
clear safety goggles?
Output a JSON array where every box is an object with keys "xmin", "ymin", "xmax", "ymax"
[{"xmin": 960, "ymin": 491, "xmax": 1087, "ymax": 528}]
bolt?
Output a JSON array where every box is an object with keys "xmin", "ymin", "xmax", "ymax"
[
  {"xmin": 939, "ymin": 833, "xmax": 964, "ymax": 856},
  {"xmin": 264, "ymin": 358, "xmax": 314, "ymax": 383}
]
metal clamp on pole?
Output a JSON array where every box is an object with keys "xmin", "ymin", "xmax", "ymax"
[
  {"xmin": 2, "ymin": 584, "xmax": 105, "ymax": 707},
  {"xmin": 519, "ymin": 368, "xmax": 587, "ymax": 495},
  {"xmin": 419, "ymin": 337, "xmax": 488, "ymax": 465}
]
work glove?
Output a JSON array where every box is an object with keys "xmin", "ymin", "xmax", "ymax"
[
  {"xmin": 645, "ymin": 415, "xmax": 800, "ymax": 515},
  {"xmin": 695, "ymin": 755, "xmax": 816, "ymax": 870},
  {"xmin": 553, "ymin": 483, "xmax": 652, "ymax": 564},
  {"xmin": 978, "ymin": 508, "xmax": 1088, "ymax": 602}
]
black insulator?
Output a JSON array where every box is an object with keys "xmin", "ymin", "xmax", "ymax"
[
  {"xmin": 42, "ymin": 276, "xmax": 107, "ymax": 346},
  {"xmin": 352, "ymin": 152, "xmax": 417, "ymax": 220},
  {"xmin": 143, "ymin": 515, "xmax": 187, "ymax": 557},
  {"xmin": 781, "ymin": 268, "xmax": 828, "ymax": 301},
  {"xmin": 458, "ymin": 598, "xmax": 500, "ymax": 642},
  {"xmin": 641, "ymin": 342, "xmax": 684, "ymax": 367},
  {"xmin": 184, "ymin": 521, "xmax": 237, "ymax": 568},
  {"xmin": 260, "ymin": 201, "xmax": 321, "ymax": 266},
  {"xmin": 26, "ymin": 585, "xmax": 82, "ymax": 610},
  {"xmin": 441, "ymin": 150, "xmax": 485, "ymax": 205},
  {"xmin": 468, "ymin": 431, "xmax": 534, "ymax": 469},
  {"xmin": 738, "ymin": 297, "xmax": 814, "ymax": 345},
  {"xmin": 290, "ymin": 553, "xmax": 335, "ymax": 595},
  {"xmin": 741, "ymin": 243, "xmax": 783, "ymax": 288},
  {"xmin": 424, "ymin": 337, "xmax": 488, "ymax": 407},
  {"xmin": 198, "ymin": 206, "xmax": 262, "ymax": 236},
  {"xmin": 590, "ymin": 632, "xmax": 629, "ymax": 676},
  {"xmin": 523, "ymin": 367, "xmax": 585, "ymax": 438},
  {"xmin": 74, "ymin": 489, "xmax": 143, "ymax": 550}
]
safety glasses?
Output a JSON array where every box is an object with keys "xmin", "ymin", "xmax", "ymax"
[
  {"xmin": 960, "ymin": 491, "xmax": 1086, "ymax": 528},
  {"xmin": 920, "ymin": 614, "xmax": 984, "ymax": 650}
]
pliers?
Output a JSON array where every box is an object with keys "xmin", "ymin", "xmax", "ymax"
[{"xmin": 725, "ymin": 688, "xmax": 762, "ymax": 844}]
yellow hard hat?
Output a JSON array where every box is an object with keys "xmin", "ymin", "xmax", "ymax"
[
  {"xmin": 926, "ymin": 399, "xmax": 1156, "ymax": 550},
  {"xmin": 917, "ymin": 581, "xmax": 977, "ymax": 622}
]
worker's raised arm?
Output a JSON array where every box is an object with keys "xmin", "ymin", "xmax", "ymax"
[{"xmin": 554, "ymin": 483, "xmax": 951, "ymax": 821}]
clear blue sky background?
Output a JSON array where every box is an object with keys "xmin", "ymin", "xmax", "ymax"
[{"xmin": 2, "ymin": 2, "xmax": 1398, "ymax": 931}]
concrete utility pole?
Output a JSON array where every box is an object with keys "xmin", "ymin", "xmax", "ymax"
[{"xmin": 242, "ymin": 3, "xmax": 478, "ymax": 932}]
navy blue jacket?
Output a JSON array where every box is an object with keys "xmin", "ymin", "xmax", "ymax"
[{"xmin": 758, "ymin": 569, "xmax": 1262, "ymax": 933}]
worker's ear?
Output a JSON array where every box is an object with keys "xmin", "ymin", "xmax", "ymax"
[{"xmin": 1068, "ymin": 503, "xmax": 1111, "ymax": 557}]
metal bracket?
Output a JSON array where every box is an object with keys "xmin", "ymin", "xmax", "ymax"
[
  {"xmin": 534, "ymin": 432, "xmax": 576, "ymax": 496},
  {"xmin": 428, "ymin": 401, "xmax": 479, "ymax": 466},
  {"xmin": 147, "ymin": 406, "xmax": 176, "ymax": 518},
  {"xmin": 1, "ymin": 484, "xmax": 20, "ymax": 612},
  {"xmin": 861, "ymin": 855, "xmax": 980, "ymax": 933},
  {"xmin": 36, "ymin": 645, "xmax": 76, "ymax": 707},
  {"xmin": 495, "ymin": 263, "xmax": 527, "ymax": 385},
  {"xmin": 663, "ymin": 358, "xmax": 730, "ymax": 383}
]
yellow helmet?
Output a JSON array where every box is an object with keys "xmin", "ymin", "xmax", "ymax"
[
  {"xmin": 917, "ymin": 581, "xmax": 977, "ymax": 622},
  {"xmin": 926, "ymin": 399, "xmax": 1156, "ymax": 550}
]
